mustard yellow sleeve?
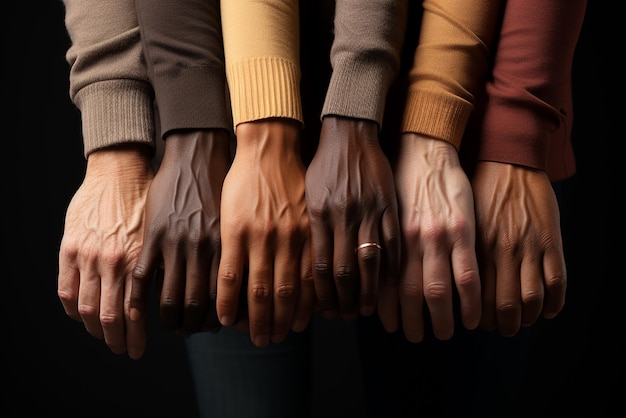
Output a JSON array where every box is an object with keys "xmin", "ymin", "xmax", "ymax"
[
  {"xmin": 221, "ymin": 0, "xmax": 303, "ymax": 129},
  {"xmin": 401, "ymin": 0, "xmax": 502, "ymax": 150}
]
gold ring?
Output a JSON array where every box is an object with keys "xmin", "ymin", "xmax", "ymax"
[{"xmin": 356, "ymin": 242, "xmax": 382, "ymax": 252}]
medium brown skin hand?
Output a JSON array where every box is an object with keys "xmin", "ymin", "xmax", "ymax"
[
  {"xmin": 378, "ymin": 134, "xmax": 481, "ymax": 342},
  {"xmin": 58, "ymin": 144, "xmax": 154, "ymax": 359},
  {"xmin": 472, "ymin": 161, "xmax": 566, "ymax": 337},
  {"xmin": 217, "ymin": 119, "xmax": 314, "ymax": 348},
  {"xmin": 130, "ymin": 130, "xmax": 231, "ymax": 337},
  {"xmin": 305, "ymin": 116, "xmax": 401, "ymax": 319}
]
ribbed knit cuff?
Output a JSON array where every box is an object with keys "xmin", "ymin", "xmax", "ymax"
[
  {"xmin": 321, "ymin": 54, "xmax": 390, "ymax": 129},
  {"xmin": 75, "ymin": 80, "xmax": 155, "ymax": 158},
  {"xmin": 401, "ymin": 90, "xmax": 472, "ymax": 151},
  {"xmin": 226, "ymin": 57, "xmax": 303, "ymax": 128}
]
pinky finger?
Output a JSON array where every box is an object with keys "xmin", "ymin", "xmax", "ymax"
[
  {"xmin": 58, "ymin": 262, "xmax": 81, "ymax": 321},
  {"xmin": 541, "ymin": 248, "xmax": 567, "ymax": 319}
]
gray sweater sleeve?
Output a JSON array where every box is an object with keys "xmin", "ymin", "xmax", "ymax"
[
  {"xmin": 134, "ymin": 0, "xmax": 231, "ymax": 139},
  {"xmin": 63, "ymin": 0, "xmax": 155, "ymax": 157},
  {"xmin": 321, "ymin": 0, "xmax": 408, "ymax": 129}
]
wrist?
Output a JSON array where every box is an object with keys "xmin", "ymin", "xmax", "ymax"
[
  {"xmin": 234, "ymin": 119, "xmax": 301, "ymax": 156},
  {"xmin": 86, "ymin": 143, "xmax": 154, "ymax": 179}
]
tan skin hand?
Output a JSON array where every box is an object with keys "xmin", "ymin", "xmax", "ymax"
[
  {"xmin": 130, "ymin": 130, "xmax": 231, "ymax": 337},
  {"xmin": 57, "ymin": 144, "xmax": 154, "ymax": 360},
  {"xmin": 305, "ymin": 116, "xmax": 401, "ymax": 320},
  {"xmin": 217, "ymin": 119, "xmax": 314, "ymax": 348},
  {"xmin": 378, "ymin": 134, "xmax": 481, "ymax": 342},
  {"xmin": 472, "ymin": 161, "xmax": 566, "ymax": 337}
]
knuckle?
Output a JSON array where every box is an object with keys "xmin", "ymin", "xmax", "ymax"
[
  {"xmin": 399, "ymin": 282, "xmax": 423, "ymax": 300},
  {"xmin": 334, "ymin": 265, "xmax": 355, "ymax": 285},
  {"xmin": 100, "ymin": 312, "xmax": 123, "ymax": 328},
  {"xmin": 275, "ymin": 283, "xmax": 296, "ymax": 301},
  {"xmin": 219, "ymin": 269, "xmax": 240, "ymax": 287},
  {"xmin": 423, "ymin": 281, "xmax": 449, "ymax": 302},
  {"xmin": 313, "ymin": 261, "xmax": 330, "ymax": 277},
  {"xmin": 249, "ymin": 284, "xmax": 271, "ymax": 302},
  {"xmin": 78, "ymin": 303, "xmax": 98, "ymax": 319}
]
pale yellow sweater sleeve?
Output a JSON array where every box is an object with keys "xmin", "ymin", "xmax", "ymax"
[
  {"xmin": 221, "ymin": 0, "xmax": 303, "ymax": 129},
  {"xmin": 402, "ymin": 0, "xmax": 501, "ymax": 150}
]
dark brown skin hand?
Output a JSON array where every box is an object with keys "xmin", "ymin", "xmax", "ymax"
[
  {"xmin": 472, "ymin": 161, "xmax": 567, "ymax": 337},
  {"xmin": 130, "ymin": 129, "xmax": 231, "ymax": 337},
  {"xmin": 305, "ymin": 116, "xmax": 401, "ymax": 319}
]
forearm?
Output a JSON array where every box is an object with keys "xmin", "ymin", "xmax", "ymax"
[
  {"xmin": 135, "ymin": 0, "xmax": 231, "ymax": 138},
  {"xmin": 63, "ymin": 0, "xmax": 154, "ymax": 157}
]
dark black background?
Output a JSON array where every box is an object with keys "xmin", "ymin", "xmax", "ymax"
[{"xmin": 3, "ymin": 1, "xmax": 622, "ymax": 417}]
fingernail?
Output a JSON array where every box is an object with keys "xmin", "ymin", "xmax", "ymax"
[
  {"xmin": 292, "ymin": 319, "xmax": 308, "ymax": 333},
  {"xmin": 219, "ymin": 315, "xmax": 233, "ymax": 326},
  {"xmin": 253, "ymin": 335, "xmax": 269, "ymax": 347},
  {"xmin": 130, "ymin": 308, "xmax": 141, "ymax": 322},
  {"xmin": 360, "ymin": 305, "xmax": 375, "ymax": 317}
]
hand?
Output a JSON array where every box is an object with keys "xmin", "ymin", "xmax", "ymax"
[
  {"xmin": 58, "ymin": 145, "xmax": 154, "ymax": 359},
  {"xmin": 305, "ymin": 116, "xmax": 401, "ymax": 319},
  {"xmin": 472, "ymin": 161, "xmax": 566, "ymax": 336},
  {"xmin": 379, "ymin": 134, "xmax": 481, "ymax": 342},
  {"xmin": 130, "ymin": 130, "xmax": 231, "ymax": 337},
  {"xmin": 217, "ymin": 120, "xmax": 314, "ymax": 347}
]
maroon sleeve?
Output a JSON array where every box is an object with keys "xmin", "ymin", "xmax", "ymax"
[
  {"xmin": 135, "ymin": 0, "xmax": 231, "ymax": 138},
  {"xmin": 475, "ymin": 0, "xmax": 587, "ymax": 181}
]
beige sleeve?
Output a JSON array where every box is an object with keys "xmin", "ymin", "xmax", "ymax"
[
  {"xmin": 63, "ymin": 0, "xmax": 154, "ymax": 157},
  {"xmin": 221, "ymin": 0, "xmax": 303, "ymax": 128}
]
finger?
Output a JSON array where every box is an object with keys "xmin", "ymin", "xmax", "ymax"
[
  {"xmin": 247, "ymin": 241, "xmax": 273, "ymax": 348},
  {"xmin": 58, "ymin": 250, "xmax": 81, "ymax": 321},
  {"xmin": 399, "ymin": 239, "xmax": 425, "ymax": 343},
  {"xmin": 376, "ymin": 280, "xmax": 399, "ymax": 334},
  {"xmin": 495, "ymin": 253, "xmax": 522, "ymax": 337},
  {"xmin": 271, "ymin": 235, "xmax": 300, "ymax": 343},
  {"xmin": 99, "ymin": 270, "xmax": 126, "ymax": 355},
  {"xmin": 450, "ymin": 240, "xmax": 482, "ymax": 331},
  {"xmin": 381, "ymin": 205, "xmax": 401, "ymax": 287},
  {"xmin": 334, "ymin": 223, "xmax": 359, "ymax": 318},
  {"xmin": 422, "ymin": 243, "xmax": 454, "ymax": 341},
  {"xmin": 130, "ymin": 239, "xmax": 161, "ymax": 323},
  {"xmin": 309, "ymin": 217, "xmax": 338, "ymax": 318},
  {"xmin": 541, "ymin": 246, "xmax": 567, "ymax": 320},
  {"xmin": 292, "ymin": 237, "xmax": 315, "ymax": 332},
  {"xmin": 159, "ymin": 250, "xmax": 186, "ymax": 331},
  {"xmin": 201, "ymin": 245, "xmax": 222, "ymax": 332},
  {"xmin": 519, "ymin": 251, "xmax": 544, "ymax": 327},
  {"xmin": 477, "ymin": 244, "xmax": 497, "ymax": 331},
  {"xmin": 357, "ymin": 220, "xmax": 381, "ymax": 317},
  {"xmin": 180, "ymin": 250, "xmax": 212, "ymax": 336},
  {"xmin": 124, "ymin": 274, "xmax": 146, "ymax": 360},
  {"xmin": 77, "ymin": 266, "xmax": 103, "ymax": 339},
  {"xmin": 216, "ymin": 235, "xmax": 245, "ymax": 327}
]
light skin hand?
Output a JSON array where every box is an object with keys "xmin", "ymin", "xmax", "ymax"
[
  {"xmin": 217, "ymin": 119, "xmax": 314, "ymax": 347},
  {"xmin": 472, "ymin": 161, "xmax": 566, "ymax": 337},
  {"xmin": 378, "ymin": 133, "xmax": 481, "ymax": 342},
  {"xmin": 57, "ymin": 144, "xmax": 154, "ymax": 359},
  {"xmin": 305, "ymin": 116, "xmax": 401, "ymax": 320},
  {"xmin": 130, "ymin": 130, "xmax": 231, "ymax": 337}
]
